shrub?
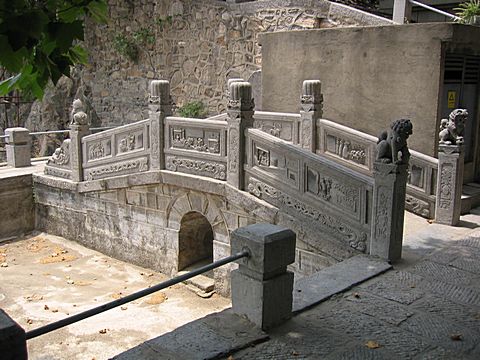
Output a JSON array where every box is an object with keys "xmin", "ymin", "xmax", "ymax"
[{"xmin": 177, "ymin": 101, "xmax": 208, "ymax": 118}]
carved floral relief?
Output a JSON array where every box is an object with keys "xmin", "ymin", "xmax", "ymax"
[
  {"xmin": 166, "ymin": 155, "xmax": 226, "ymax": 180},
  {"xmin": 248, "ymin": 177, "xmax": 367, "ymax": 252}
]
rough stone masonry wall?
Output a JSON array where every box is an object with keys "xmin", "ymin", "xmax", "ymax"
[
  {"xmin": 34, "ymin": 181, "xmax": 267, "ymax": 295},
  {"xmin": 82, "ymin": 0, "xmax": 390, "ymax": 126}
]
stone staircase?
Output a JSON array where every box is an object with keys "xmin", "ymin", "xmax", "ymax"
[
  {"xmin": 461, "ymin": 182, "xmax": 480, "ymax": 214},
  {"xmin": 177, "ymin": 260, "xmax": 215, "ymax": 297}
]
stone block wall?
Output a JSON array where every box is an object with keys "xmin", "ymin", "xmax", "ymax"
[
  {"xmin": 0, "ymin": 175, "xmax": 34, "ymax": 240},
  {"xmin": 34, "ymin": 180, "xmax": 266, "ymax": 295},
  {"xmin": 82, "ymin": 0, "xmax": 390, "ymax": 125}
]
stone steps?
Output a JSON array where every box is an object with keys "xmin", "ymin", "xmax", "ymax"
[
  {"xmin": 177, "ymin": 260, "xmax": 215, "ymax": 295},
  {"xmin": 461, "ymin": 182, "xmax": 480, "ymax": 214}
]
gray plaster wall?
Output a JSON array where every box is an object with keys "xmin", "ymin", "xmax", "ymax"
[
  {"xmin": 261, "ymin": 23, "xmax": 480, "ymax": 157},
  {"xmin": 0, "ymin": 175, "xmax": 34, "ymax": 240}
]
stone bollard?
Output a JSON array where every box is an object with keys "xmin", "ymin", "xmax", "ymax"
[
  {"xmin": 435, "ymin": 144, "xmax": 464, "ymax": 225},
  {"xmin": 370, "ymin": 119, "xmax": 412, "ymax": 262},
  {"xmin": 149, "ymin": 80, "xmax": 173, "ymax": 170},
  {"xmin": 231, "ymin": 224, "xmax": 296, "ymax": 330},
  {"xmin": 300, "ymin": 80, "xmax": 323, "ymax": 152},
  {"xmin": 370, "ymin": 162, "xmax": 409, "ymax": 262},
  {"xmin": 5, "ymin": 127, "xmax": 31, "ymax": 167},
  {"xmin": 226, "ymin": 81, "xmax": 255, "ymax": 190},
  {"xmin": 0, "ymin": 309, "xmax": 27, "ymax": 359}
]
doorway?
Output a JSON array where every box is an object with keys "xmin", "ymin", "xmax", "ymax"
[{"xmin": 178, "ymin": 211, "xmax": 214, "ymax": 273}]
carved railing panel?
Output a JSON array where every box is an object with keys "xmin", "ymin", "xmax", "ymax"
[
  {"xmin": 164, "ymin": 117, "xmax": 228, "ymax": 180},
  {"xmin": 315, "ymin": 119, "xmax": 438, "ymax": 219},
  {"xmin": 253, "ymin": 111, "xmax": 301, "ymax": 144},
  {"xmin": 44, "ymin": 140, "xmax": 73, "ymax": 180},
  {"xmin": 81, "ymin": 119, "xmax": 151, "ymax": 181},
  {"xmin": 245, "ymin": 128, "xmax": 372, "ymax": 253}
]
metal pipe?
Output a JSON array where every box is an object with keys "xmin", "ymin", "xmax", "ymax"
[
  {"xmin": 30, "ymin": 130, "xmax": 70, "ymax": 136},
  {"xmin": 409, "ymin": 0, "xmax": 460, "ymax": 20},
  {"xmin": 25, "ymin": 250, "xmax": 249, "ymax": 340}
]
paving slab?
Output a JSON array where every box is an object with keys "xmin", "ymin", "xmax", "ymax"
[
  {"xmin": 113, "ymin": 310, "xmax": 268, "ymax": 360},
  {"xmin": 292, "ymin": 254, "xmax": 392, "ymax": 313}
]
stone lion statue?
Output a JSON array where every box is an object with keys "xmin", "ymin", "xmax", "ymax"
[
  {"xmin": 376, "ymin": 118, "xmax": 413, "ymax": 165},
  {"xmin": 70, "ymin": 99, "xmax": 89, "ymax": 126},
  {"xmin": 439, "ymin": 108, "xmax": 468, "ymax": 145}
]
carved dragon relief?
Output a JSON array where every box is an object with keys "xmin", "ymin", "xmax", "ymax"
[
  {"xmin": 247, "ymin": 177, "xmax": 367, "ymax": 252},
  {"xmin": 166, "ymin": 155, "xmax": 226, "ymax": 180}
]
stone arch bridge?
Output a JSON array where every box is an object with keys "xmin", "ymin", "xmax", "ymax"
[{"xmin": 32, "ymin": 79, "xmax": 445, "ymax": 295}]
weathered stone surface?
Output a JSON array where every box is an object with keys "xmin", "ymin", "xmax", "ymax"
[
  {"xmin": 0, "ymin": 309, "xmax": 27, "ymax": 360},
  {"xmin": 293, "ymin": 255, "xmax": 391, "ymax": 312},
  {"xmin": 0, "ymin": 175, "xmax": 34, "ymax": 239},
  {"xmin": 113, "ymin": 310, "xmax": 268, "ymax": 360}
]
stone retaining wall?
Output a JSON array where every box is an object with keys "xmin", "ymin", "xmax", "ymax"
[{"xmin": 82, "ymin": 0, "xmax": 390, "ymax": 125}]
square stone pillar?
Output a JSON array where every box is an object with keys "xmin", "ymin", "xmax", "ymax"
[
  {"xmin": 69, "ymin": 124, "xmax": 90, "ymax": 182},
  {"xmin": 5, "ymin": 127, "xmax": 31, "ymax": 167},
  {"xmin": 435, "ymin": 144, "xmax": 464, "ymax": 226},
  {"xmin": 68, "ymin": 99, "xmax": 91, "ymax": 182},
  {"xmin": 231, "ymin": 224, "xmax": 296, "ymax": 330},
  {"xmin": 300, "ymin": 80, "xmax": 323, "ymax": 152},
  {"xmin": 0, "ymin": 309, "xmax": 27, "ymax": 360},
  {"xmin": 370, "ymin": 163, "xmax": 408, "ymax": 262},
  {"xmin": 149, "ymin": 80, "xmax": 173, "ymax": 170},
  {"xmin": 226, "ymin": 81, "xmax": 254, "ymax": 190},
  {"xmin": 393, "ymin": 0, "xmax": 412, "ymax": 24}
]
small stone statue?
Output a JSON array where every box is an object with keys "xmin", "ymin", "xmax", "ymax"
[
  {"xmin": 439, "ymin": 108, "xmax": 468, "ymax": 145},
  {"xmin": 70, "ymin": 99, "xmax": 89, "ymax": 126},
  {"xmin": 376, "ymin": 119, "xmax": 413, "ymax": 165}
]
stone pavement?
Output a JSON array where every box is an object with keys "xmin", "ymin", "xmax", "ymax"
[
  {"xmin": 114, "ymin": 214, "xmax": 480, "ymax": 359},
  {"xmin": 229, "ymin": 233, "xmax": 480, "ymax": 359}
]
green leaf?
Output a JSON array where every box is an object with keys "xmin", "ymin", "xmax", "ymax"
[
  {"xmin": 57, "ymin": 5, "xmax": 85, "ymax": 23},
  {"xmin": 87, "ymin": 1, "xmax": 109, "ymax": 24},
  {"xmin": 68, "ymin": 45, "xmax": 88, "ymax": 64}
]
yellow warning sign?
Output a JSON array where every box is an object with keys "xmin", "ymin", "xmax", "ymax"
[{"xmin": 447, "ymin": 91, "xmax": 456, "ymax": 109}]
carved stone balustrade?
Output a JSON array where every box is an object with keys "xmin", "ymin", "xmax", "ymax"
[
  {"xmin": 149, "ymin": 80, "xmax": 173, "ymax": 170},
  {"xmin": 227, "ymin": 81, "xmax": 255, "ymax": 189},
  {"xmin": 435, "ymin": 144, "xmax": 464, "ymax": 226},
  {"xmin": 300, "ymin": 80, "xmax": 323, "ymax": 153}
]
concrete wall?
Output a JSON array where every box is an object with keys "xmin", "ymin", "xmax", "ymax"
[
  {"xmin": 0, "ymin": 175, "xmax": 34, "ymax": 240},
  {"xmin": 261, "ymin": 23, "xmax": 480, "ymax": 157}
]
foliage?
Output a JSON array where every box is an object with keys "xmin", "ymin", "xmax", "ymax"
[
  {"xmin": 155, "ymin": 16, "xmax": 173, "ymax": 30},
  {"xmin": 113, "ymin": 27, "xmax": 155, "ymax": 63},
  {"xmin": 178, "ymin": 101, "xmax": 208, "ymax": 118},
  {"xmin": 0, "ymin": 0, "xmax": 108, "ymax": 99},
  {"xmin": 113, "ymin": 34, "xmax": 138, "ymax": 62},
  {"xmin": 455, "ymin": 0, "xmax": 480, "ymax": 23}
]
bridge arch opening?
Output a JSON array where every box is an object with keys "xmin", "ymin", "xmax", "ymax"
[{"xmin": 178, "ymin": 211, "xmax": 214, "ymax": 272}]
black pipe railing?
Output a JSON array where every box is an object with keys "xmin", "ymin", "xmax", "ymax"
[{"xmin": 26, "ymin": 250, "xmax": 249, "ymax": 340}]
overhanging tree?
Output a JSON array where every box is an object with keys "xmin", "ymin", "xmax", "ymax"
[{"xmin": 0, "ymin": 0, "xmax": 108, "ymax": 99}]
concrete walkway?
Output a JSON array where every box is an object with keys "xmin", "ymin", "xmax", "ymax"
[{"xmin": 114, "ymin": 211, "xmax": 480, "ymax": 359}]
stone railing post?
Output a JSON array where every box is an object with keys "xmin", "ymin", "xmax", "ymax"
[
  {"xmin": 370, "ymin": 119, "xmax": 413, "ymax": 262},
  {"xmin": 69, "ymin": 99, "xmax": 90, "ymax": 182},
  {"xmin": 231, "ymin": 224, "xmax": 296, "ymax": 330},
  {"xmin": 149, "ymin": 80, "xmax": 173, "ymax": 170},
  {"xmin": 300, "ymin": 80, "xmax": 323, "ymax": 152},
  {"xmin": 5, "ymin": 127, "xmax": 31, "ymax": 167},
  {"xmin": 371, "ymin": 163, "xmax": 409, "ymax": 262},
  {"xmin": 435, "ymin": 144, "xmax": 464, "ymax": 225},
  {"xmin": 0, "ymin": 309, "xmax": 27, "ymax": 359},
  {"xmin": 227, "ymin": 81, "xmax": 254, "ymax": 190},
  {"xmin": 393, "ymin": 0, "xmax": 412, "ymax": 24}
]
